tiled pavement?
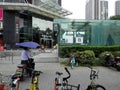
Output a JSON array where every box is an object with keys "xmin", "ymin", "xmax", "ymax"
[{"xmin": 0, "ymin": 49, "xmax": 120, "ymax": 90}]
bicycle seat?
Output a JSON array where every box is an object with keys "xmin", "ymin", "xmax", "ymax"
[
  {"xmin": 11, "ymin": 74, "xmax": 20, "ymax": 79},
  {"xmin": 56, "ymin": 72, "xmax": 63, "ymax": 76}
]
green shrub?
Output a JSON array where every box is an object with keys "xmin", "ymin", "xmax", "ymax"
[
  {"xmin": 59, "ymin": 45, "xmax": 120, "ymax": 58},
  {"xmin": 112, "ymin": 51, "xmax": 120, "ymax": 57},
  {"xmin": 75, "ymin": 50, "xmax": 96, "ymax": 66}
]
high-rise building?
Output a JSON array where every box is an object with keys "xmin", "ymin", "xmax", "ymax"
[
  {"xmin": 85, "ymin": 0, "xmax": 108, "ymax": 20},
  {"xmin": 115, "ymin": 0, "xmax": 120, "ymax": 15},
  {"xmin": 100, "ymin": 0, "xmax": 108, "ymax": 19}
]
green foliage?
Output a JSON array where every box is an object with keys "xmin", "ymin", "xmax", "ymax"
[
  {"xmin": 112, "ymin": 51, "xmax": 120, "ymax": 57},
  {"xmin": 61, "ymin": 50, "xmax": 104, "ymax": 66},
  {"xmin": 59, "ymin": 45, "xmax": 120, "ymax": 66},
  {"xmin": 59, "ymin": 45, "xmax": 120, "ymax": 58},
  {"xmin": 110, "ymin": 15, "xmax": 120, "ymax": 20},
  {"xmin": 78, "ymin": 50, "xmax": 96, "ymax": 65}
]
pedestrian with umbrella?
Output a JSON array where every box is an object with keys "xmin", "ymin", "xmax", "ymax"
[{"xmin": 16, "ymin": 41, "xmax": 40, "ymax": 77}]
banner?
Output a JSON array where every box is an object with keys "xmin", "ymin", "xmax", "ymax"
[{"xmin": 0, "ymin": 8, "xmax": 3, "ymax": 21}]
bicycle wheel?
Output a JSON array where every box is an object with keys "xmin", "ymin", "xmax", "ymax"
[
  {"xmin": 77, "ymin": 84, "xmax": 80, "ymax": 90},
  {"xmin": 10, "ymin": 87, "xmax": 16, "ymax": 90},
  {"xmin": 36, "ymin": 87, "xmax": 39, "ymax": 90},
  {"xmin": 96, "ymin": 85, "xmax": 106, "ymax": 90},
  {"xmin": 54, "ymin": 78, "xmax": 58, "ymax": 90},
  {"xmin": 86, "ymin": 84, "xmax": 106, "ymax": 90}
]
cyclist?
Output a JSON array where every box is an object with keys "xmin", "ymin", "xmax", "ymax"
[{"xmin": 21, "ymin": 47, "xmax": 32, "ymax": 77}]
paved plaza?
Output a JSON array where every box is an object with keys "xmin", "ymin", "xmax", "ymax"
[{"xmin": 0, "ymin": 49, "xmax": 120, "ymax": 90}]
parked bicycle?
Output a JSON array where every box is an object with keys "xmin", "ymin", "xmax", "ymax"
[
  {"xmin": 26, "ymin": 69, "xmax": 42, "ymax": 90},
  {"xmin": 86, "ymin": 67, "xmax": 106, "ymax": 90},
  {"xmin": 54, "ymin": 67, "xmax": 80, "ymax": 90},
  {"xmin": 9, "ymin": 74, "xmax": 21, "ymax": 90}
]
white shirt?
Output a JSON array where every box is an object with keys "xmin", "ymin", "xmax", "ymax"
[{"xmin": 21, "ymin": 50, "xmax": 31, "ymax": 61}]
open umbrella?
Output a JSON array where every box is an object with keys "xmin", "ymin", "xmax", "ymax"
[{"xmin": 16, "ymin": 41, "xmax": 40, "ymax": 49}]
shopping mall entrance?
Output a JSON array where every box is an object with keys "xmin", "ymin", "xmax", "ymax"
[{"xmin": 40, "ymin": 36, "xmax": 53, "ymax": 49}]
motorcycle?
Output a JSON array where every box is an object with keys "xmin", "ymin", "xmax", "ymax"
[{"xmin": 114, "ymin": 56, "xmax": 120, "ymax": 71}]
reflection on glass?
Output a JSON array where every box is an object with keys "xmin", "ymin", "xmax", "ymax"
[{"xmin": 54, "ymin": 19, "xmax": 120, "ymax": 46}]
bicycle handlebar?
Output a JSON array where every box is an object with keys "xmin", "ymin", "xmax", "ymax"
[
  {"xmin": 89, "ymin": 67, "xmax": 99, "ymax": 79},
  {"xmin": 63, "ymin": 67, "xmax": 71, "ymax": 81}
]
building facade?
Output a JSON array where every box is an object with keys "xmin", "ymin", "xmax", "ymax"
[
  {"xmin": 115, "ymin": 0, "xmax": 120, "ymax": 15},
  {"xmin": 54, "ymin": 19, "xmax": 120, "ymax": 46},
  {"xmin": 85, "ymin": 0, "xmax": 108, "ymax": 20},
  {"xmin": 0, "ymin": 0, "xmax": 71, "ymax": 49},
  {"xmin": 100, "ymin": 0, "xmax": 108, "ymax": 19}
]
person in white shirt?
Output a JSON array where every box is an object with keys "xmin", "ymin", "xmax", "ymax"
[
  {"xmin": 21, "ymin": 47, "xmax": 31, "ymax": 64},
  {"xmin": 21, "ymin": 47, "xmax": 33, "ymax": 77}
]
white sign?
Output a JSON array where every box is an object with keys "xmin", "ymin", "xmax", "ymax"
[{"xmin": 76, "ymin": 37, "xmax": 83, "ymax": 43}]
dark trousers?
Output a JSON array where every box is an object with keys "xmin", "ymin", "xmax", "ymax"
[{"xmin": 21, "ymin": 60, "xmax": 30, "ymax": 76}]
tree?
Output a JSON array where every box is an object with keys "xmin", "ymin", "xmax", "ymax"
[{"xmin": 110, "ymin": 15, "xmax": 120, "ymax": 20}]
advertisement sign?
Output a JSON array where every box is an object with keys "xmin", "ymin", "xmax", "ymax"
[
  {"xmin": 0, "ymin": 8, "xmax": 3, "ymax": 21},
  {"xmin": 76, "ymin": 37, "xmax": 83, "ymax": 44}
]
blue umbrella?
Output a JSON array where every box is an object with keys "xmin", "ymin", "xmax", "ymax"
[{"xmin": 16, "ymin": 41, "xmax": 40, "ymax": 49}]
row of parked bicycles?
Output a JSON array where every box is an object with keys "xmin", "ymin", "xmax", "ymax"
[
  {"xmin": 0, "ymin": 66, "xmax": 106, "ymax": 90},
  {"xmin": 0, "ymin": 58, "xmax": 42, "ymax": 90},
  {"xmin": 0, "ymin": 57, "xmax": 106, "ymax": 90},
  {"xmin": 54, "ymin": 67, "xmax": 106, "ymax": 90}
]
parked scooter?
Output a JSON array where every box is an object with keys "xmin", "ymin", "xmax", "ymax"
[
  {"xmin": 104, "ymin": 54, "xmax": 112, "ymax": 67},
  {"xmin": 104, "ymin": 54, "xmax": 120, "ymax": 71},
  {"xmin": 15, "ymin": 59, "xmax": 35, "ymax": 81},
  {"xmin": 15, "ymin": 64, "xmax": 28, "ymax": 81},
  {"xmin": 114, "ymin": 56, "xmax": 120, "ymax": 71}
]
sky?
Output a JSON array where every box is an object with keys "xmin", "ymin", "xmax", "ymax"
[{"xmin": 62, "ymin": 0, "xmax": 117, "ymax": 19}]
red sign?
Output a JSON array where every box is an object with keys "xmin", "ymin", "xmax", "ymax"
[
  {"xmin": 0, "ymin": 46, "xmax": 4, "ymax": 51},
  {"xmin": 0, "ymin": 8, "xmax": 3, "ymax": 21}
]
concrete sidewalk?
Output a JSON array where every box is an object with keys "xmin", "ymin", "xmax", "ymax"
[{"xmin": 0, "ymin": 49, "xmax": 120, "ymax": 90}]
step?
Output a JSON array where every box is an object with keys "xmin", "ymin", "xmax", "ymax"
[{"xmin": 33, "ymin": 52, "xmax": 58, "ymax": 63}]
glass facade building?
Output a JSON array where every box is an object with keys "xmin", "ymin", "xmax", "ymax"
[
  {"xmin": 54, "ymin": 19, "xmax": 120, "ymax": 46},
  {"xmin": 0, "ymin": 0, "xmax": 72, "ymax": 48}
]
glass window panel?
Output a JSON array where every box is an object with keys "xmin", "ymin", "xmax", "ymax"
[{"xmin": 54, "ymin": 19, "xmax": 120, "ymax": 46}]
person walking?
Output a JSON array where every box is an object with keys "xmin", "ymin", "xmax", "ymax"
[{"xmin": 70, "ymin": 54, "xmax": 76, "ymax": 69}]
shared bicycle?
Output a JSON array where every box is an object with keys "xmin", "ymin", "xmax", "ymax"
[
  {"xmin": 86, "ymin": 67, "xmax": 106, "ymax": 90},
  {"xmin": 9, "ymin": 74, "xmax": 21, "ymax": 90},
  {"xmin": 0, "ymin": 73, "xmax": 11, "ymax": 90},
  {"xmin": 0, "ymin": 72, "xmax": 20, "ymax": 90},
  {"xmin": 26, "ymin": 69, "xmax": 42, "ymax": 90},
  {"xmin": 54, "ymin": 67, "xmax": 80, "ymax": 90}
]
